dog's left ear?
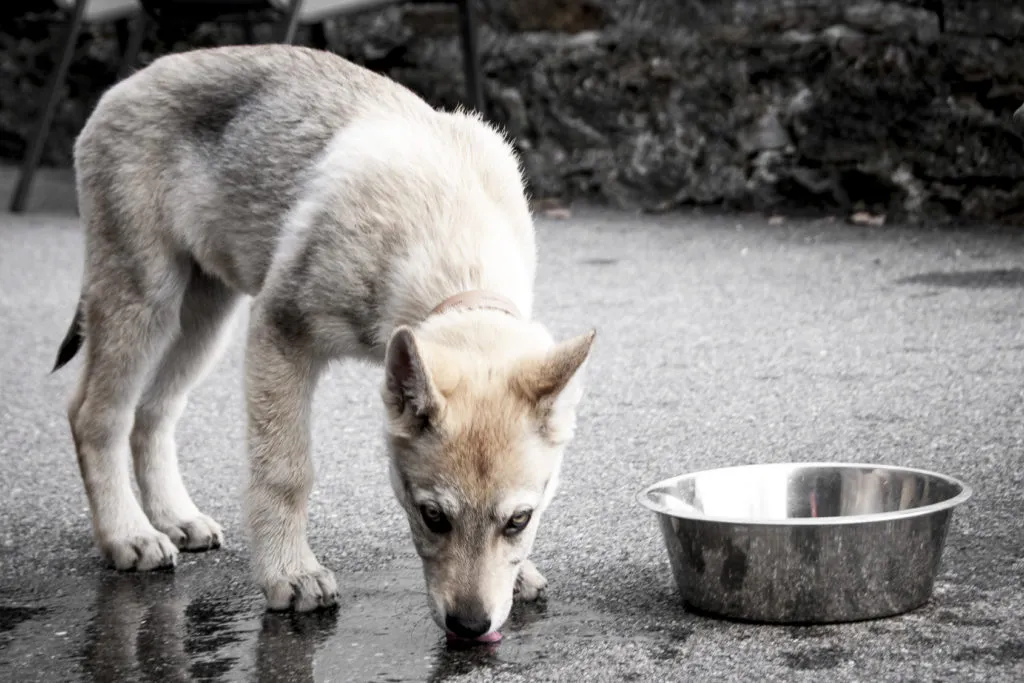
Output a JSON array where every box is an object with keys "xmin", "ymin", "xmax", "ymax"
[
  {"xmin": 515, "ymin": 329, "xmax": 597, "ymax": 444},
  {"xmin": 383, "ymin": 326, "xmax": 444, "ymax": 435}
]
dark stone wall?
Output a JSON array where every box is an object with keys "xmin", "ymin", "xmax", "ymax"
[{"xmin": 2, "ymin": 0, "xmax": 1024, "ymax": 224}]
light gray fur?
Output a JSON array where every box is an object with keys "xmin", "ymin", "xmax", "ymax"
[{"xmin": 62, "ymin": 45, "xmax": 593, "ymax": 627}]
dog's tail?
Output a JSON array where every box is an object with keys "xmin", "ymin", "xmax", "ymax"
[{"xmin": 52, "ymin": 301, "xmax": 85, "ymax": 373}]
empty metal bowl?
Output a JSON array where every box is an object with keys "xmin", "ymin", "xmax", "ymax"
[{"xmin": 637, "ymin": 462, "xmax": 972, "ymax": 624}]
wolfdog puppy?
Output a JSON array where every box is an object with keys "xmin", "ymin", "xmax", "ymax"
[{"xmin": 53, "ymin": 45, "xmax": 595, "ymax": 641}]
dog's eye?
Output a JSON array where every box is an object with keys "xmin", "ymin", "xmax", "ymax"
[
  {"xmin": 420, "ymin": 503, "xmax": 452, "ymax": 534},
  {"xmin": 504, "ymin": 509, "xmax": 532, "ymax": 536}
]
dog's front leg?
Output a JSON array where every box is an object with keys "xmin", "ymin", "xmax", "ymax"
[
  {"xmin": 244, "ymin": 307, "xmax": 337, "ymax": 612},
  {"xmin": 515, "ymin": 559, "xmax": 548, "ymax": 602}
]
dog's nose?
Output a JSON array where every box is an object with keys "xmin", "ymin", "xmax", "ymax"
[{"xmin": 445, "ymin": 612, "xmax": 492, "ymax": 639}]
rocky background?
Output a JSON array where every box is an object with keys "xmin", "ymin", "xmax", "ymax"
[{"xmin": 2, "ymin": 0, "xmax": 1023, "ymax": 224}]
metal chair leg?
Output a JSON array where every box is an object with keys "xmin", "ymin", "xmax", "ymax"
[
  {"xmin": 309, "ymin": 20, "xmax": 328, "ymax": 50},
  {"xmin": 276, "ymin": 0, "xmax": 304, "ymax": 45},
  {"xmin": 455, "ymin": 0, "xmax": 485, "ymax": 117},
  {"xmin": 9, "ymin": 0, "xmax": 87, "ymax": 214},
  {"xmin": 116, "ymin": 13, "xmax": 148, "ymax": 81}
]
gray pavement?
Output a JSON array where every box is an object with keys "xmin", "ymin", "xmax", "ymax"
[{"xmin": 2, "ymin": 173, "xmax": 1023, "ymax": 681}]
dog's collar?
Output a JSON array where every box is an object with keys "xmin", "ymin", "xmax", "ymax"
[{"xmin": 428, "ymin": 289, "xmax": 522, "ymax": 320}]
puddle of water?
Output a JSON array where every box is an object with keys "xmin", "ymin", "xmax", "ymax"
[
  {"xmin": 895, "ymin": 268, "xmax": 1024, "ymax": 289},
  {"xmin": 0, "ymin": 606, "xmax": 48, "ymax": 634},
  {"xmin": 0, "ymin": 561, "xmax": 637, "ymax": 683},
  {"xmin": 5, "ymin": 556, "xmax": 1010, "ymax": 680}
]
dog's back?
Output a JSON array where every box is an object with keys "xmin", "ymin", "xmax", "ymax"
[
  {"xmin": 72, "ymin": 46, "xmax": 417, "ymax": 294},
  {"xmin": 73, "ymin": 45, "xmax": 532, "ymax": 304}
]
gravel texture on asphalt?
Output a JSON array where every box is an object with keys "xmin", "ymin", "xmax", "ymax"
[{"xmin": 1, "ymin": 186, "xmax": 1022, "ymax": 681}]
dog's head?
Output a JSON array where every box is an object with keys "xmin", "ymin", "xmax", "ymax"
[{"xmin": 380, "ymin": 324, "xmax": 595, "ymax": 639}]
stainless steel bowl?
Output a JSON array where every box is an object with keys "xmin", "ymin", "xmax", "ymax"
[{"xmin": 637, "ymin": 462, "xmax": 972, "ymax": 624}]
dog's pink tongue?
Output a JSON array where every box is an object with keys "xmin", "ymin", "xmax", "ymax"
[{"xmin": 446, "ymin": 630, "xmax": 502, "ymax": 645}]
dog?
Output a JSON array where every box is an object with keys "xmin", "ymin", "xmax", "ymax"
[{"xmin": 51, "ymin": 44, "xmax": 595, "ymax": 641}]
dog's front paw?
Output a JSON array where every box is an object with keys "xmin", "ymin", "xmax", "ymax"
[
  {"xmin": 262, "ymin": 566, "xmax": 339, "ymax": 612},
  {"xmin": 99, "ymin": 527, "xmax": 179, "ymax": 572},
  {"xmin": 515, "ymin": 559, "xmax": 548, "ymax": 602},
  {"xmin": 152, "ymin": 512, "xmax": 224, "ymax": 552}
]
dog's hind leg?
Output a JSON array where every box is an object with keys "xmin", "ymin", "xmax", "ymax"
[
  {"xmin": 130, "ymin": 264, "xmax": 241, "ymax": 553},
  {"xmin": 68, "ymin": 201, "xmax": 189, "ymax": 572}
]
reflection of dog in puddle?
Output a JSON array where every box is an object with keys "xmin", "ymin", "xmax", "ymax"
[
  {"xmin": 80, "ymin": 574, "xmax": 337, "ymax": 682},
  {"xmin": 428, "ymin": 600, "xmax": 550, "ymax": 681},
  {"xmin": 77, "ymin": 565, "xmax": 562, "ymax": 681},
  {"xmin": 81, "ymin": 574, "xmax": 190, "ymax": 682},
  {"xmin": 256, "ymin": 611, "xmax": 338, "ymax": 682}
]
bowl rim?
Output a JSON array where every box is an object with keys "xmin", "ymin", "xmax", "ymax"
[{"xmin": 635, "ymin": 461, "xmax": 973, "ymax": 526}]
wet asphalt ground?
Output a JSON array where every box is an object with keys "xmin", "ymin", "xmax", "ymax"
[{"xmin": 2, "ymin": 170, "xmax": 1023, "ymax": 681}]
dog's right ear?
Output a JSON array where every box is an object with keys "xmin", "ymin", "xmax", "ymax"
[
  {"xmin": 513, "ymin": 329, "xmax": 596, "ymax": 445},
  {"xmin": 382, "ymin": 326, "xmax": 443, "ymax": 435}
]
